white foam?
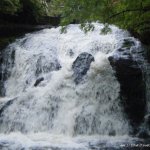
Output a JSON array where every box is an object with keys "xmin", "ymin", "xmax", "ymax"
[{"xmin": 0, "ymin": 23, "xmax": 140, "ymax": 148}]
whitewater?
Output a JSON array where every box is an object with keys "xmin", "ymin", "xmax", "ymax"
[{"xmin": 0, "ymin": 23, "xmax": 147, "ymax": 149}]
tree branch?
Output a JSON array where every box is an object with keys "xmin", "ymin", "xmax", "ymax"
[
  {"xmin": 108, "ymin": 7, "xmax": 150, "ymax": 20},
  {"xmin": 134, "ymin": 21, "xmax": 150, "ymax": 28}
]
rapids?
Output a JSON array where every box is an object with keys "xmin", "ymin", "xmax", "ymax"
[{"xmin": 0, "ymin": 23, "xmax": 149, "ymax": 149}]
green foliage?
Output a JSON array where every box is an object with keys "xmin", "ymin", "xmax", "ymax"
[
  {"xmin": 1, "ymin": 0, "xmax": 150, "ymax": 35},
  {"xmin": 108, "ymin": 0, "xmax": 150, "ymax": 34},
  {"xmin": 80, "ymin": 23, "xmax": 95, "ymax": 33},
  {"xmin": 50, "ymin": 0, "xmax": 150, "ymax": 34},
  {"xmin": 0, "ymin": 0, "xmax": 21, "ymax": 14},
  {"xmin": 50, "ymin": 0, "xmax": 113, "ymax": 24},
  {"xmin": 0, "ymin": 0, "xmax": 49, "ymax": 21},
  {"xmin": 20, "ymin": 0, "xmax": 48, "ymax": 21},
  {"xmin": 101, "ymin": 23, "xmax": 112, "ymax": 34}
]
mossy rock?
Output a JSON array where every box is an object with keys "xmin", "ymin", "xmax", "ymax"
[{"xmin": 122, "ymin": 39, "xmax": 135, "ymax": 49}]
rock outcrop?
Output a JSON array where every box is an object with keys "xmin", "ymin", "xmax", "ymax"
[
  {"xmin": 72, "ymin": 52, "xmax": 94, "ymax": 84},
  {"xmin": 109, "ymin": 38, "xmax": 146, "ymax": 131}
]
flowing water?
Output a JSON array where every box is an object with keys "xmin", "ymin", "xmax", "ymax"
[{"xmin": 0, "ymin": 23, "xmax": 149, "ymax": 149}]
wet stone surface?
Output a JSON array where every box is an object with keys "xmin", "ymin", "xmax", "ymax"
[{"xmin": 72, "ymin": 52, "xmax": 94, "ymax": 84}]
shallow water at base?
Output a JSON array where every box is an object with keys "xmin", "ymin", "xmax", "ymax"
[{"xmin": 0, "ymin": 133, "xmax": 148, "ymax": 150}]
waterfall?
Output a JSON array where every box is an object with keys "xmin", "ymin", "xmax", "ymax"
[{"xmin": 0, "ymin": 23, "xmax": 148, "ymax": 149}]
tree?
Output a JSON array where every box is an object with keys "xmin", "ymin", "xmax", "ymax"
[
  {"xmin": 0, "ymin": 0, "xmax": 21, "ymax": 14},
  {"xmin": 20, "ymin": 0, "xmax": 49, "ymax": 21},
  {"xmin": 50, "ymin": 0, "xmax": 150, "ymax": 35},
  {"xmin": 0, "ymin": 0, "xmax": 49, "ymax": 21},
  {"xmin": 0, "ymin": 0, "xmax": 50, "ymax": 22}
]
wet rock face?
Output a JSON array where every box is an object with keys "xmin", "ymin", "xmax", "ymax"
[
  {"xmin": 0, "ymin": 98, "xmax": 17, "ymax": 117},
  {"xmin": 0, "ymin": 48, "xmax": 15, "ymax": 97},
  {"xmin": 0, "ymin": 52, "xmax": 4, "ymax": 96},
  {"xmin": 109, "ymin": 39, "xmax": 146, "ymax": 130},
  {"xmin": 72, "ymin": 52, "xmax": 94, "ymax": 84},
  {"xmin": 35, "ymin": 56, "xmax": 61, "ymax": 77}
]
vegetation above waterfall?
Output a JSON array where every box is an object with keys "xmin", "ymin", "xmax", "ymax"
[
  {"xmin": 0, "ymin": 0, "xmax": 150, "ymax": 44},
  {"xmin": 50, "ymin": 0, "xmax": 150, "ymax": 39},
  {"xmin": 0, "ymin": 0, "xmax": 50, "ymax": 22}
]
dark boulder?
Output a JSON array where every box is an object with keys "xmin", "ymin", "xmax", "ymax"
[
  {"xmin": 34, "ymin": 77, "xmax": 44, "ymax": 87},
  {"xmin": 72, "ymin": 52, "xmax": 94, "ymax": 84},
  {"xmin": 108, "ymin": 39, "xmax": 146, "ymax": 131}
]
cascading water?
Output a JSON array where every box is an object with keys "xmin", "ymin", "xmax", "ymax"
[{"xmin": 0, "ymin": 23, "xmax": 149, "ymax": 149}]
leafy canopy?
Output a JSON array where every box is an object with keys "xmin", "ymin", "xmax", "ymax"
[
  {"xmin": 0, "ymin": 0, "xmax": 49, "ymax": 20},
  {"xmin": 20, "ymin": 0, "xmax": 49, "ymax": 20},
  {"xmin": 0, "ymin": 0, "xmax": 21, "ymax": 14},
  {"xmin": 50, "ymin": 0, "xmax": 150, "ymax": 34}
]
